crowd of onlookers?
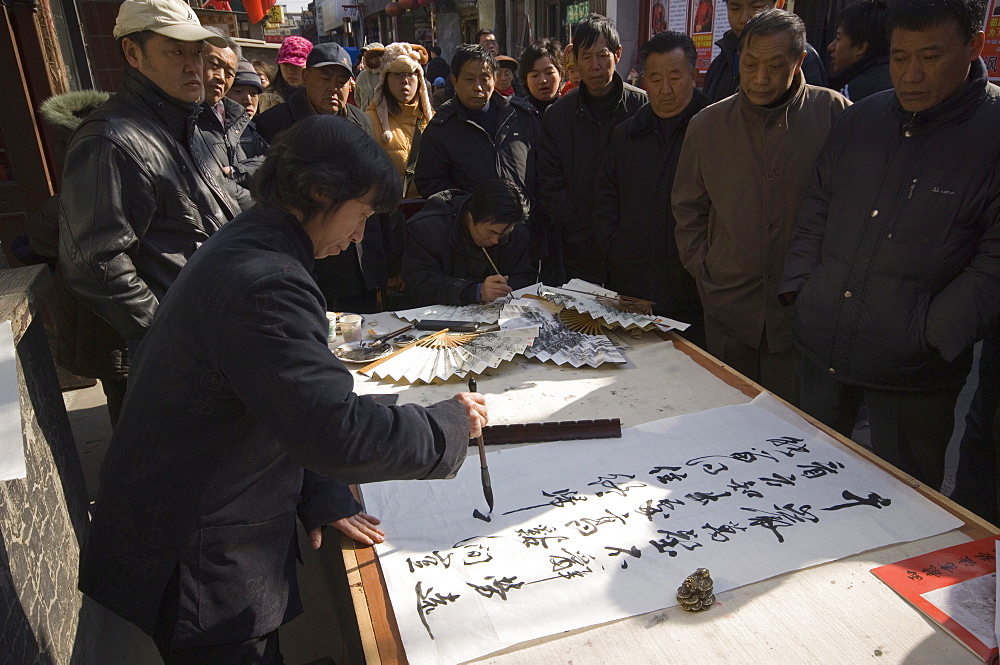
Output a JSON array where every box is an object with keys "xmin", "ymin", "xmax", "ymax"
[
  {"xmin": 27, "ymin": 0, "xmax": 1000, "ymax": 659},
  {"xmin": 30, "ymin": 0, "xmax": 1000, "ymax": 540}
]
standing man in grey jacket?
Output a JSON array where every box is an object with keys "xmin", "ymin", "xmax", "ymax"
[
  {"xmin": 779, "ymin": 0, "xmax": 1000, "ymax": 492},
  {"xmin": 58, "ymin": 0, "xmax": 239, "ymax": 416},
  {"xmin": 672, "ymin": 9, "xmax": 850, "ymax": 404}
]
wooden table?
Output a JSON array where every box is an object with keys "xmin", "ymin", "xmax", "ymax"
[{"xmin": 343, "ymin": 331, "xmax": 998, "ymax": 665}]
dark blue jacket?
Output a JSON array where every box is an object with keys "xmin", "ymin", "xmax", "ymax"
[
  {"xmin": 781, "ymin": 60, "xmax": 1000, "ymax": 390},
  {"xmin": 78, "ymin": 203, "xmax": 469, "ymax": 647},
  {"xmin": 401, "ymin": 190, "xmax": 533, "ymax": 307}
]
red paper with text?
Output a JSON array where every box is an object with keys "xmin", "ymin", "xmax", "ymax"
[{"xmin": 872, "ymin": 535, "xmax": 999, "ymax": 662}]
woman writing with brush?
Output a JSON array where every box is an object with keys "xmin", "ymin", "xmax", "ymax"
[{"xmin": 400, "ymin": 179, "xmax": 534, "ymax": 307}]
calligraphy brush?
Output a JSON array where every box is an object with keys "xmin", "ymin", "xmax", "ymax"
[
  {"xmin": 481, "ymin": 247, "xmax": 502, "ymax": 276},
  {"xmin": 469, "ymin": 376, "xmax": 494, "ymax": 514}
]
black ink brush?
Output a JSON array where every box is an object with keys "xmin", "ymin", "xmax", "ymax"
[{"xmin": 469, "ymin": 377, "xmax": 494, "ymax": 518}]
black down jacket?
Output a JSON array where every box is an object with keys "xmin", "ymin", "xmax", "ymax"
[
  {"xmin": 780, "ymin": 60, "xmax": 1000, "ymax": 390},
  {"xmin": 58, "ymin": 65, "xmax": 240, "ymax": 341},
  {"xmin": 400, "ymin": 190, "xmax": 533, "ymax": 308}
]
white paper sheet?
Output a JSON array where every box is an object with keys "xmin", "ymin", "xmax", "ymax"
[
  {"xmin": 361, "ymin": 394, "xmax": 963, "ymax": 665},
  {"xmin": 0, "ymin": 320, "xmax": 24, "ymax": 481},
  {"xmin": 921, "ymin": 574, "xmax": 998, "ymax": 650}
]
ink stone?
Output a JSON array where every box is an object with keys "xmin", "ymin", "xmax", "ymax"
[{"xmin": 676, "ymin": 568, "xmax": 715, "ymax": 611}]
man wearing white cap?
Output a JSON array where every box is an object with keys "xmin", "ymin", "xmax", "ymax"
[{"xmin": 58, "ymin": 0, "xmax": 241, "ymax": 388}]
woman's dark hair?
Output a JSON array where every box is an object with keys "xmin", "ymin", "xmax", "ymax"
[
  {"xmin": 467, "ymin": 179, "xmax": 526, "ymax": 227},
  {"xmin": 739, "ymin": 9, "xmax": 807, "ymax": 57},
  {"xmin": 519, "ymin": 39, "xmax": 565, "ymax": 84},
  {"xmin": 268, "ymin": 64, "xmax": 298, "ymax": 98},
  {"xmin": 451, "ymin": 44, "xmax": 497, "ymax": 78},
  {"xmin": 640, "ymin": 30, "xmax": 697, "ymax": 70},
  {"xmin": 572, "ymin": 13, "xmax": 621, "ymax": 54},
  {"xmin": 885, "ymin": 0, "xmax": 987, "ymax": 45},
  {"xmin": 385, "ymin": 90, "xmax": 401, "ymax": 115},
  {"xmin": 253, "ymin": 60, "xmax": 275, "ymax": 82},
  {"xmin": 252, "ymin": 115, "xmax": 401, "ymax": 221},
  {"xmin": 837, "ymin": 0, "xmax": 889, "ymax": 58}
]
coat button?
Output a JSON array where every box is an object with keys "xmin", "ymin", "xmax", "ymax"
[
  {"xmin": 828, "ymin": 367, "xmax": 836, "ymax": 374},
  {"xmin": 767, "ymin": 224, "xmax": 778, "ymax": 231},
  {"xmin": 904, "ymin": 130, "xmax": 912, "ymax": 137},
  {"xmin": 844, "ymin": 291, "xmax": 852, "ymax": 298},
  {"xmin": 766, "ymin": 172, "xmax": 776, "ymax": 181},
  {"xmin": 870, "ymin": 210, "xmax": 879, "ymax": 217},
  {"xmin": 767, "ymin": 273, "xmax": 775, "ymax": 281}
]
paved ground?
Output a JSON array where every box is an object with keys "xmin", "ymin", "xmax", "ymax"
[{"xmin": 64, "ymin": 384, "xmax": 360, "ymax": 665}]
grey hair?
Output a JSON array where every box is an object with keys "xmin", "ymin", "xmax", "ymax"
[
  {"xmin": 738, "ymin": 8, "xmax": 807, "ymax": 58},
  {"xmin": 204, "ymin": 26, "xmax": 242, "ymax": 62}
]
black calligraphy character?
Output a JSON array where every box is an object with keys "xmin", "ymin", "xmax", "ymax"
[
  {"xmin": 974, "ymin": 551, "xmax": 996, "ymax": 562},
  {"xmin": 649, "ymin": 529, "xmax": 702, "ymax": 556},
  {"xmin": 548, "ymin": 549, "xmax": 595, "ymax": 578},
  {"xmin": 503, "ymin": 488, "xmax": 588, "ymax": 515},
  {"xmin": 605, "ymin": 544, "xmax": 642, "ymax": 568},
  {"xmin": 958, "ymin": 556, "xmax": 977, "ymax": 567},
  {"xmin": 458, "ymin": 544, "xmax": 493, "ymax": 566},
  {"xmin": 727, "ymin": 479, "xmax": 764, "ymax": 498},
  {"xmin": 566, "ymin": 509, "xmax": 629, "ymax": 536},
  {"xmin": 701, "ymin": 521, "xmax": 747, "ymax": 543},
  {"xmin": 514, "ymin": 525, "xmax": 569, "ymax": 549},
  {"xmin": 406, "ymin": 550, "xmax": 453, "ymax": 573},
  {"xmin": 467, "ymin": 576, "xmax": 525, "ymax": 600},
  {"xmin": 922, "ymin": 565, "xmax": 942, "ymax": 577},
  {"xmin": 684, "ymin": 490, "xmax": 733, "ymax": 506},
  {"xmin": 905, "ymin": 570, "xmax": 923, "ymax": 581},
  {"xmin": 796, "ymin": 461, "xmax": 846, "ymax": 479},
  {"xmin": 588, "ymin": 473, "xmax": 646, "ymax": 497},
  {"xmin": 767, "ymin": 436, "xmax": 810, "ymax": 458},
  {"xmin": 415, "ymin": 581, "xmax": 461, "ymax": 639},
  {"xmin": 758, "ymin": 472, "xmax": 797, "ymax": 487},
  {"xmin": 939, "ymin": 561, "xmax": 957, "ymax": 572},
  {"xmin": 635, "ymin": 498, "xmax": 686, "ymax": 521},
  {"xmin": 742, "ymin": 503, "xmax": 819, "ymax": 543},
  {"xmin": 649, "ymin": 466, "xmax": 688, "ymax": 484},
  {"xmin": 821, "ymin": 491, "xmax": 892, "ymax": 511}
]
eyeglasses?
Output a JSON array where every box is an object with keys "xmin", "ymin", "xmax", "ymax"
[{"xmin": 391, "ymin": 71, "xmax": 420, "ymax": 80}]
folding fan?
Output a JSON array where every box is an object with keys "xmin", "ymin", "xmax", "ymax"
[
  {"xmin": 358, "ymin": 326, "xmax": 539, "ymax": 384},
  {"xmin": 393, "ymin": 284, "xmax": 543, "ymax": 325},
  {"xmin": 540, "ymin": 279, "xmax": 690, "ymax": 332},
  {"xmin": 500, "ymin": 298, "xmax": 627, "ymax": 368}
]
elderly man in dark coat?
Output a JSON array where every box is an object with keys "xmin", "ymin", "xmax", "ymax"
[
  {"xmin": 78, "ymin": 117, "xmax": 487, "ymax": 665},
  {"xmin": 594, "ymin": 31, "xmax": 709, "ymax": 347}
]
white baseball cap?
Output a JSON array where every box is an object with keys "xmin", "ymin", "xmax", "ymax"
[{"xmin": 114, "ymin": 0, "xmax": 228, "ymax": 46}]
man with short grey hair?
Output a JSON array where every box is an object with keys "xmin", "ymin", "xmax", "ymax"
[
  {"xmin": 197, "ymin": 25, "xmax": 266, "ymax": 210},
  {"xmin": 673, "ymin": 9, "xmax": 850, "ymax": 403}
]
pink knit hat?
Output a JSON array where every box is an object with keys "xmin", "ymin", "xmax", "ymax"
[{"xmin": 276, "ymin": 36, "xmax": 313, "ymax": 67}]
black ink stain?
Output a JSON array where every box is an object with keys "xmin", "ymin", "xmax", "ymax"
[{"xmin": 473, "ymin": 509, "xmax": 492, "ymax": 522}]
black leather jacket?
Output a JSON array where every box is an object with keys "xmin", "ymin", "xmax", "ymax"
[
  {"xmin": 58, "ymin": 66, "xmax": 240, "ymax": 341},
  {"xmin": 196, "ymin": 96, "xmax": 267, "ymax": 211}
]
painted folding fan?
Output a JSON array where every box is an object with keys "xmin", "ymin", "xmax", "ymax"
[
  {"xmin": 499, "ymin": 298, "xmax": 627, "ymax": 368},
  {"xmin": 358, "ymin": 326, "xmax": 539, "ymax": 384},
  {"xmin": 537, "ymin": 279, "xmax": 663, "ymax": 331},
  {"xmin": 393, "ymin": 284, "xmax": 543, "ymax": 325}
]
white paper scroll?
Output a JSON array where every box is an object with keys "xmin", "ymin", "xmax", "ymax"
[
  {"xmin": 360, "ymin": 394, "xmax": 963, "ymax": 665},
  {"xmin": 499, "ymin": 298, "xmax": 627, "ymax": 367},
  {"xmin": 0, "ymin": 320, "xmax": 24, "ymax": 481}
]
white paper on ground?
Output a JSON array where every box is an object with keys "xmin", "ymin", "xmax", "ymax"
[
  {"xmin": 360, "ymin": 393, "xmax": 963, "ymax": 665},
  {"xmin": 0, "ymin": 320, "xmax": 24, "ymax": 481}
]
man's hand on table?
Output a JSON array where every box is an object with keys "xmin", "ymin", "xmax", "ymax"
[
  {"xmin": 453, "ymin": 392, "xmax": 488, "ymax": 438},
  {"xmin": 311, "ymin": 512, "xmax": 384, "ymax": 548}
]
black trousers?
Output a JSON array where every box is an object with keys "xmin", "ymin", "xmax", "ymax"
[
  {"xmin": 951, "ymin": 330, "xmax": 1000, "ymax": 525},
  {"xmin": 152, "ymin": 569, "xmax": 285, "ymax": 665},
  {"xmin": 703, "ymin": 315, "xmax": 798, "ymax": 405},
  {"xmin": 799, "ymin": 357, "xmax": 964, "ymax": 491}
]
